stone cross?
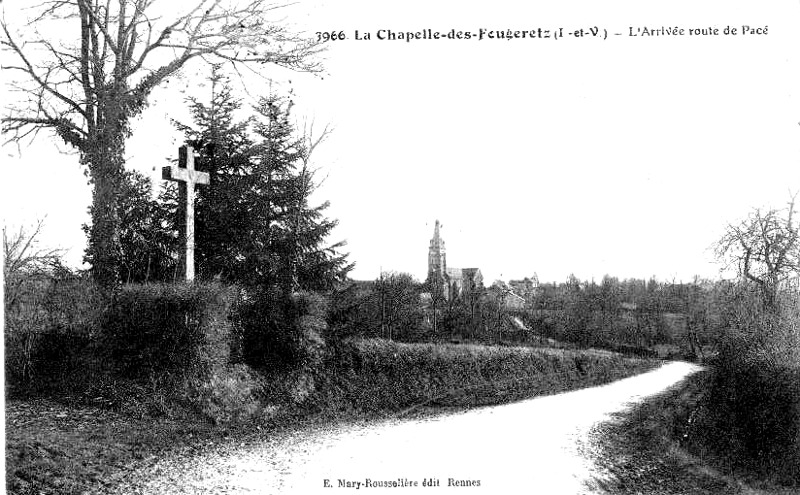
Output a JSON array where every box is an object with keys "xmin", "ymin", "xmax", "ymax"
[{"xmin": 162, "ymin": 145, "xmax": 210, "ymax": 282}]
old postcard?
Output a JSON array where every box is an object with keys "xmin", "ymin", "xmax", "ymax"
[{"xmin": 3, "ymin": 1, "xmax": 800, "ymax": 493}]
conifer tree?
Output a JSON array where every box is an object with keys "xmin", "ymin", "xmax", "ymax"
[
  {"xmin": 175, "ymin": 70, "xmax": 351, "ymax": 293},
  {"xmin": 175, "ymin": 66, "xmax": 255, "ymax": 282},
  {"xmin": 252, "ymin": 95, "xmax": 351, "ymax": 295}
]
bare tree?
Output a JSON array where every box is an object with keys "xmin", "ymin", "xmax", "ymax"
[
  {"xmin": 3, "ymin": 220, "xmax": 64, "ymax": 383},
  {"xmin": 2, "ymin": 0, "xmax": 321, "ymax": 287},
  {"xmin": 3, "ymin": 219, "xmax": 63, "ymax": 308},
  {"xmin": 715, "ymin": 195, "xmax": 800, "ymax": 310}
]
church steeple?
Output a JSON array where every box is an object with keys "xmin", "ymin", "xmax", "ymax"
[{"xmin": 428, "ymin": 220, "xmax": 446, "ymax": 278}]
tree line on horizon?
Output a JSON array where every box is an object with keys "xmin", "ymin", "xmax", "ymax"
[{"xmin": 328, "ymin": 269, "xmax": 725, "ymax": 356}]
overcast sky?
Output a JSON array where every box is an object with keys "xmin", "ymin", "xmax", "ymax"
[{"xmin": 3, "ymin": 0, "xmax": 800, "ymax": 284}]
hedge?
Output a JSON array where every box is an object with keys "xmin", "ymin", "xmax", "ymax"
[
  {"xmin": 709, "ymin": 323, "xmax": 800, "ymax": 484},
  {"xmin": 101, "ymin": 282, "xmax": 237, "ymax": 380},
  {"xmin": 311, "ymin": 338, "xmax": 657, "ymax": 416}
]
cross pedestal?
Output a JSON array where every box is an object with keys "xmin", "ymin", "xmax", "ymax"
[{"xmin": 162, "ymin": 145, "xmax": 210, "ymax": 282}]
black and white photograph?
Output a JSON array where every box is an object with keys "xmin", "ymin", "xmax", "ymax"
[{"xmin": 2, "ymin": 1, "xmax": 800, "ymax": 493}]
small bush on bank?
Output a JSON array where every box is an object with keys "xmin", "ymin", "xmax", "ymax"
[
  {"xmin": 238, "ymin": 289, "xmax": 327, "ymax": 373},
  {"xmin": 183, "ymin": 364, "xmax": 262, "ymax": 424},
  {"xmin": 237, "ymin": 290, "xmax": 329, "ymax": 407}
]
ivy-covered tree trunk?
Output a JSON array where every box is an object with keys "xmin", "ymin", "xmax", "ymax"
[
  {"xmin": 86, "ymin": 152, "xmax": 124, "ymax": 288},
  {"xmin": 83, "ymin": 90, "xmax": 130, "ymax": 288}
]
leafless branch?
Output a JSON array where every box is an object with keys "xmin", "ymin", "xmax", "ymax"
[
  {"xmin": 3, "ymin": 219, "xmax": 64, "ymax": 308},
  {"xmin": 715, "ymin": 195, "xmax": 800, "ymax": 308},
  {"xmin": 3, "ymin": 0, "xmax": 323, "ymax": 152}
]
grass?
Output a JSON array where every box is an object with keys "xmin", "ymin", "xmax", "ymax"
[
  {"xmin": 588, "ymin": 369, "xmax": 799, "ymax": 495},
  {"xmin": 5, "ymin": 397, "xmax": 324, "ymax": 495},
  {"xmin": 6, "ymin": 399, "xmax": 219, "ymax": 495}
]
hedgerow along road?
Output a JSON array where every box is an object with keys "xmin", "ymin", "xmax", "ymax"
[{"xmin": 114, "ymin": 361, "xmax": 701, "ymax": 494}]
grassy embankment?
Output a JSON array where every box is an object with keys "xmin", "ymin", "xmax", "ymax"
[
  {"xmin": 7, "ymin": 338, "xmax": 657, "ymax": 494},
  {"xmin": 590, "ymin": 369, "xmax": 799, "ymax": 495},
  {"xmin": 308, "ymin": 339, "xmax": 658, "ymax": 416}
]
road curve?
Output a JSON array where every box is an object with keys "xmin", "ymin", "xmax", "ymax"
[{"xmin": 116, "ymin": 361, "xmax": 701, "ymax": 495}]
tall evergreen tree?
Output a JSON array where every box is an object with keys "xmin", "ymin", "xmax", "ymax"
[
  {"xmin": 252, "ymin": 95, "xmax": 351, "ymax": 294},
  {"xmin": 175, "ymin": 70, "xmax": 351, "ymax": 293},
  {"xmin": 174, "ymin": 66, "xmax": 256, "ymax": 282}
]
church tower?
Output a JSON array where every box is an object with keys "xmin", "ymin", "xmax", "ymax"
[{"xmin": 428, "ymin": 220, "xmax": 446, "ymax": 281}]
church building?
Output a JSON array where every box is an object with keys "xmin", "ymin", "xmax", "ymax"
[{"xmin": 426, "ymin": 220, "xmax": 483, "ymax": 300}]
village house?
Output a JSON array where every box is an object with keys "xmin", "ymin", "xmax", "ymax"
[{"xmin": 488, "ymin": 280, "xmax": 527, "ymax": 311}]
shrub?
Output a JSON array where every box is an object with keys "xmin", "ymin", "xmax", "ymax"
[
  {"xmin": 183, "ymin": 364, "xmax": 262, "ymax": 424},
  {"xmin": 5, "ymin": 267, "xmax": 102, "ymax": 394},
  {"xmin": 99, "ymin": 282, "xmax": 271, "ymax": 423},
  {"xmin": 327, "ymin": 275, "xmax": 424, "ymax": 342},
  {"xmin": 101, "ymin": 282, "xmax": 237, "ymax": 381},
  {"xmin": 237, "ymin": 289, "xmax": 328, "ymax": 374},
  {"xmin": 708, "ymin": 287, "xmax": 800, "ymax": 484}
]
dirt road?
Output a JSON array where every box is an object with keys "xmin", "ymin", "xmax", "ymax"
[{"xmin": 114, "ymin": 361, "xmax": 701, "ymax": 494}]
